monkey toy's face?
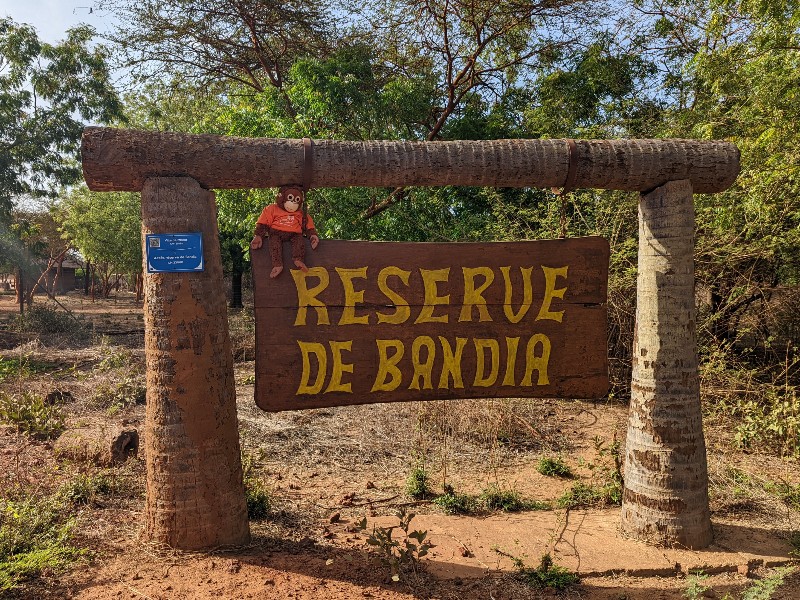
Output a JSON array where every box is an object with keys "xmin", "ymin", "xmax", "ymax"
[{"xmin": 279, "ymin": 186, "xmax": 304, "ymax": 213}]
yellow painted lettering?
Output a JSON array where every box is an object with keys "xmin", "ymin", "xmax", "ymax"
[
  {"xmin": 296, "ymin": 341, "xmax": 327, "ymax": 395},
  {"xmin": 414, "ymin": 268, "xmax": 450, "ymax": 324},
  {"xmin": 292, "ymin": 267, "xmax": 330, "ymax": 326},
  {"xmin": 459, "ymin": 267, "xmax": 494, "ymax": 322},
  {"xmin": 438, "ymin": 336, "xmax": 467, "ymax": 389},
  {"xmin": 501, "ymin": 266, "xmax": 533, "ymax": 324},
  {"xmin": 502, "ymin": 337, "xmax": 520, "ymax": 386},
  {"xmin": 409, "ymin": 336, "xmax": 435, "ymax": 390},
  {"xmin": 536, "ymin": 266, "xmax": 568, "ymax": 322},
  {"xmin": 376, "ymin": 266, "xmax": 411, "ymax": 325},
  {"xmin": 336, "ymin": 267, "xmax": 369, "ymax": 325},
  {"xmin": 324, "ymin": 340, "xmax": 353, "ymax": 393},
  {"xmin": 521, "ymin": 334, "xmax": 551, "ymax": 386},
  {"xmin": 473, "ymin": 338, "xmax": 500, "ymax": 387},
  {"xmin": 371, "ymin": 339, "xmax": 405, "ymax": 392}
]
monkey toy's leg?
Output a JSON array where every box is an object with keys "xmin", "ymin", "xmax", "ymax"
[
  {"xmin": 269, "ymin": 231, "xmax": 291, "ymax": 278},
  {"xmin": 291, "ymin": 234, "xmax": 308, "ymax": 272}
]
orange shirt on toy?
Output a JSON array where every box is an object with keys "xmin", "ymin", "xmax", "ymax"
[{"xmin": 256, "ymin": 203, "xmax": 316, "ymax": 235}]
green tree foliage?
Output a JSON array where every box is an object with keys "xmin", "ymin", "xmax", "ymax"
[
  {"xmin": 0, "ymin": 19, "xmax": 122, "ymax": 221},
  {"xmin": 58, "ymin": 188, "xmax": 142, "ymax": 298},
  {"xmin": 0, "ymin": 19, "xmax": 122, "ymax": 308}
]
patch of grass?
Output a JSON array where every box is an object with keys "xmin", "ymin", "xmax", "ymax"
[
  {"xmin": 479, "ymin": 486, "xmax": 550, "ymax": 512},
  {"xmin": 0, "ymin": 391, "xmax": 65, "ymax": 439},
  {"xmin": 0, "ymin": 496, "xmax": 82, "ymax": 592},
  {"xmin": 241, "ymin": 452, "xmax": 272, "ymax": 520},
  {"xmin": 515, "ymin": 553, "xmax": 579, "ymax": 590},
  {"xmin": 432, "ymin": 486, "xmax": 478, "ymax": 515},
  {"xmin": 57, "ymin": 473, "xmax": 115, "ymax": 506},
  {"xmin": 537, "ymin": 456, "xmax": 573, "ymax": 478},
  {"xmin": 739, "ymin": 566, "xmax": 794, "ymax": 600},
  {"xmin": 90, "ymin": 376, "xmax": 146, "ymax": 412},
  {"xmin": 406, "ymin": 467, "xmax": 432, "ymax": 500},
  {"xmin": 556, "ymin": 481, "xmax": 622, "ymax": 508},
  {"xmin": 683, "ymin": 570, "xmax": 711, "ymax": 600},
  {"xmin": 0, "ymin": 357, "xmax": 59, "ymax": 383},
  {"xmin": 433, "ymin": 485, "xmax": 550, "ymax": 514}
]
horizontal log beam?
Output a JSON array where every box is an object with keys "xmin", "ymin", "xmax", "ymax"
[{"xmin": 82, "ymin": 127, "xmax": 740, "ymax": 194}]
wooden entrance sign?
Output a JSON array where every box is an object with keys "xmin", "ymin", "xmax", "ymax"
[{"xmin": 252, "ymin": 237, "xmax": 609, "ymax": 411}]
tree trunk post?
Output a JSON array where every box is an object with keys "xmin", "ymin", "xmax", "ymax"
[
  {"xmin": 141, "ymin": 176, "xmax": 250, "ymax": 550},
  {"xmin": 621, "ymin": 179, "xmax": 713, "ymax": 548}
]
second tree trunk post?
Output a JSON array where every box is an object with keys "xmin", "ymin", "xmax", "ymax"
[
  {"xmin": 621, "ymin": 179, "xmax": 713, "ymax": 548},
  {"xmin": 141, "ymin": 176, "xmax": 250, "ymax": 550}
]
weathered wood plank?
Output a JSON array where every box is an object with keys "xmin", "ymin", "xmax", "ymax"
[
  {"xmin": 82, "ymin": 127, "xmax": 740, "ymax": 194},
  {"xmin": 252, "ymin": 238, "xmax": 609, "ymax": 411}
]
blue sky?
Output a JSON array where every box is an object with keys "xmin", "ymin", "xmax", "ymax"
[{"xmin": 0, "ymin": 1, "xmax": 114, "ymax": 43}]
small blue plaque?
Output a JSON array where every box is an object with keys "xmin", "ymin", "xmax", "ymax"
[{"xmin": 146, "ymin": 233, "xmax": 204, "ymax": 273}]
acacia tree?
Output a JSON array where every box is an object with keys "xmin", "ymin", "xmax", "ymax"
[{"xmin": 102, "ymin": 0, "xmax": 333, "ymax": 108}]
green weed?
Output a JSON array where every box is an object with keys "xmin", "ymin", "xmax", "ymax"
[
  {"xmin": 739, "ymin": 566, "xmax": 794, "ymax": 600},
  {"xmin": 0, "ymin": 391, "xmax": 65, "ymax": 439},
  {"xmin": 0, "ymin": 496, "xmax": 82, "ymax": 592},
  {"xmin": 683, "ymin": 570, "xmax": 711, "ymax": 600},
  {"xmin": 241, "ymin": 452, "xmax": 271, "ymax": 520},
  {"xmin": 479, "ymin": 486, "xmax": 550, "ymax": 512},
  {"xmin": 357, "ymin": 507, "xmax": 430, "ymax": 582},
  {"xmin": 57, "ymin": 473, "xmax": 115, "ymax": 506},
  {"xmin": 556, "ymin": 482, "xmax": 604, "ymax": 509},
  {"xmin": 537, "ymin": 456, "xmax": 573, "ymax": 478},
  {"xmin": 406, "ymin": 467, "xmax": 432, "ymax": 500},
  {"xmin": 514, "ymin": 553, "xmax": 579, "ymax": 590},
  {"xmin": 0, "ymin": 357, "xmax": 58, "ymax": 383},
  {"xmin": 684, "ymin": 566, "xmax": 795, "ymax": 600},
  {"xmin": 90, "ymin": 376, "xmax": 146, "ymax": 411},
  {"xmin": 432, "ymin": 486, "xmax": 478, "ymax": 515}
]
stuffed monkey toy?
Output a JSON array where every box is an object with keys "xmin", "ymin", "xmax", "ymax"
[{"xmin": 250, "ymin": 185, "xmax": 320, "ymax": 278}]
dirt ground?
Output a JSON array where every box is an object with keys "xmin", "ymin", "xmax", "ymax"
[{"xmin": 1, "ymin": 292, "xmax": 799, "ymax": 599}]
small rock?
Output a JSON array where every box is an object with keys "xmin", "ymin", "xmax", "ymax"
[
  {"xmin": 366, "ymin": 481, "xmax": 375, "ymax": 489},
  {"xmin": 453, "ymin": 577, "xmax": 463, "ymax": 586},
  {"xmin": 329, "ymin": 512, "xmax": 341, "ymax": 524},
  {"xmin": 264, "ymin": 579, "xmax": 275, "ymax": 586},
  {"xmin": 289, "ymin": 483, "xmax": 301, "ymax": 490},
  {"xmin": 459, "ymin": 546, "xmax": 471, "ymax": 557},
  {"xmin": 131, "ymin": 572, "xmax": 142, "ymax": 581}
]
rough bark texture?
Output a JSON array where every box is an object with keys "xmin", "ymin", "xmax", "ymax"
[
  {"xmin": 82, "ymin": 127, "xmax": 740, "ymax": 194},
  {"xmin": 141, "ymin": 177, "xmax": 250, "ymax": 550},
  {"xmin": 621, "ymin": 179, "xmax": 713, "ymax": 549}
]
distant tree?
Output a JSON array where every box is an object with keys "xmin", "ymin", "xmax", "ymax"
[
  {"xmin": 0, "ymin": 18, "xmax": 123, "ymax": 309},
  {"xmin": 59, "ymin": 187, "xmax": 142, "ymax": 299},
  {"xmin": 0, "ymin": 18, "xmax": 122, "ymax": 220}
]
